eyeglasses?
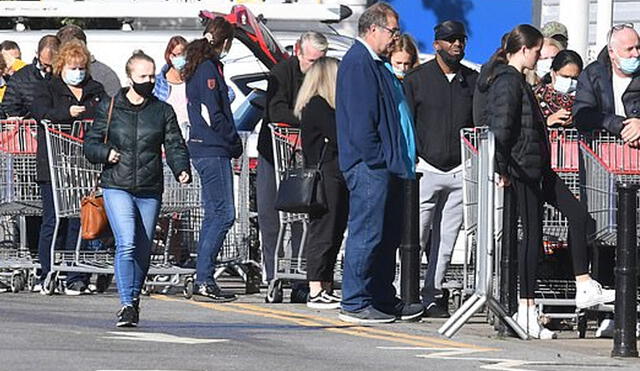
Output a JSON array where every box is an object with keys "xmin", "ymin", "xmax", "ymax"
[
  {"xmin": 608, "ymin": 23, "xmax": 635, "ymax": 43},
  {"xmin": 378, "ymin": 25, "xmax": 400, "ymax": 38}
]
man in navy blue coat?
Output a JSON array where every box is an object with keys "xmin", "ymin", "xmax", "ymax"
[{"xmin": 336, "ymin": 2, "xmax": 423, "ymax": 324}]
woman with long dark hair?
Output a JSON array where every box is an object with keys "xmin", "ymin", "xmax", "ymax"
[
  {"xmin": 183, "ymin": 17, "xmax": 242, "ymax": 302},
  {"xmin": 478, "ymin": 24, "xmax": 614, "ymax": 339}
]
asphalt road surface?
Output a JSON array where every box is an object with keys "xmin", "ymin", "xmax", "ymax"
[{"xmin": 1, "ymin": 288, "xmax": 639, "ymax": 371}]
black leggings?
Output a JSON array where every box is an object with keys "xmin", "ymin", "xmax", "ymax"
[
  {"xmin": 305, "ymin": 165, "xmax": 349, "ymax": 282},
  {"xmin": 514, "ymin": 168, "xmax": 590, "ymax": 299}
]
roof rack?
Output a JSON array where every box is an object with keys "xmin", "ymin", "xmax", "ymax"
[{"xmin": 0, "ymin": 0, "xmax": 352, "ymax": 23}]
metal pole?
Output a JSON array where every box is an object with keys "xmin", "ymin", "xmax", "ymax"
[
  {"xmin": 596, "ymin": 0, "xmax": 614, "ymax": 53},
  {"xmin": 496, "ymin": 186, "xmax": 519, "ymax": 336},
  {"xmin": 400, "ymin": 175, "xmax": 421, "ymax": 304},
  {"xmin": 612, "ymin": 182, "xmax": 639, "ymax": 358},
  {"xmin": 559, "ymin": 0, "xmax": 590, "ymax": 62}
]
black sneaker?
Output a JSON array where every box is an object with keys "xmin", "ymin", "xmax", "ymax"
[
  {"xmin": 116, "ymin": 306, "xmax": 137, "ymax": 328},
  {"xmin": 392, "ymin": 302, "xmax": 425, "ymax": 322},
  {"xmin": 307, "ymin": 290, "xmax": 341, "ymax": 309},
  {"xmin": 290, "ymin": 286, "xmax": 310, "ymax": 303},
  {"xmin": 338, "ymin": 306, "xmax": 396, "ymax": 324},
  {"xmin": 65, "ymin": 281, "xmax": 91, "ymax": 296},
  {"xmin": 423, "ymin": 301, "xmax": 451, "ymax": 318},
  {"xmin": 194, "ymin": 283, "xmax": 237, "ymax": 302},
  {"xmin": 131, "ymin": 298, "xmax": 140, "ymax": 326}
]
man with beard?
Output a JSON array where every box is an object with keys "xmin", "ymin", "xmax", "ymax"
[{"xmin": 403, "ymin": 20, "xmax": 478, "ymax": 318}]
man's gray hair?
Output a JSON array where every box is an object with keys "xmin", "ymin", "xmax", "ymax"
[
  {"xmin": 607, "ymin": 23, "xmax": 637, "ymax": 49},
  {"xmin": 299, "ymin": 31, "xmax": 329, "ymax": 54},
  {"xmin": 358, "ymin": 2, "xmax": 399, "ymax": 37}
]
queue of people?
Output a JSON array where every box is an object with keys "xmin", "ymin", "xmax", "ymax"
[{"xmin": 0, "ymin": 1, "xmax": 634, "ymax": 333}]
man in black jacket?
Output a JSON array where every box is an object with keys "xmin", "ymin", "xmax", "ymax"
[
  {"xmin": 403, "ymin": 21, "xmax": 478, "ymax": 318},
  {"xmin": 1, "ymin": 35, "xmax": 59, "ymax": 118},
  {"xmin": 574, "ymin": 25, "xmax": 640, "ymax": 144},
  {"xmin": 257, "ymin": 31, "xmax": 327, "ymax": 301}
]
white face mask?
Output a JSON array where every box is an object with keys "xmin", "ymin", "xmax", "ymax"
[
  {"xmin": 553, "ymin": 75, "xmax": 578, "ymax": 94},
  {"xmin": 536, "ymin": 58, "xmax": 553, "ymax": 78},
  {"xmin": 393, "ymin": 66, "xmax": 406, "ymax": 80}
]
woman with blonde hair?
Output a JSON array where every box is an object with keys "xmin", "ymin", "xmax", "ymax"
[
  {"xmin": 389, "ymin": 34, "xmax": 419, "ymax": 80},
  {"xmin": 294, "ymin": 57, "xmax": 347, "ymax": 309}
]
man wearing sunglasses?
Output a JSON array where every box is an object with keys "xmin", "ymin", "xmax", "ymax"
[
  {"xmin": 403, "ymin": 20, "xmax": 478, "ymax": 318},
  {"xmin": 574, "ymin": 24, "xmax": 640, "ymax": 147}
]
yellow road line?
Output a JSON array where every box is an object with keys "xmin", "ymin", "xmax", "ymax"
[{"xmin": 153, "ymin": 295, "xmax": 496, "ymax": 352}]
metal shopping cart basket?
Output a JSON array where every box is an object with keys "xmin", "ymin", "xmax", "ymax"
[
  {"xmin": 42, "ymin": 120, "xmax": 196, "ymax": 296},
  {"xmin": 0, "ymin": 119, "xmax": 41, "ymax": 292},
  {"xmin": 265, "ymin": 124, "xmax": 310, "ymax": 303}
]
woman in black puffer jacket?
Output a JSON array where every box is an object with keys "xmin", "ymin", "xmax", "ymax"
[
  {"xmin": 480, "ymin": 25, "xmax": 614, "ymax": 340},
  {"xmin": 84, "ymin": 51, "xmax": 191, "ymax": 328}
]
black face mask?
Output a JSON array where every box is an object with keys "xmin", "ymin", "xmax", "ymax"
[
  {"xmin": 437, "ymin": 48, "xmax": 464, "ymax": 68},
  {"xmin": 132, "ymin": 81, "xmax": 155, "ymax": 98}
]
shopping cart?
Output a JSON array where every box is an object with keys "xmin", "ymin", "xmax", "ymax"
[
  {"xmin": 579, "ymin": 130, "xmax": 640, "ymax": 245},
  {"xmin": 42, "ymin": 120, "xmax": 196, "ymax": 296},
  {"xmin": 0, "ymin": 119, "xmax": 41, "ymax": 292},
  {"xmin": 265, "ymin": 124, "xmax": 310, "ymax": 303}
]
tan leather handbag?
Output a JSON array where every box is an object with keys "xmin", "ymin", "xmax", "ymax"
[{"xmin": 80, "ymin": 97, "xmax": 114, "ymax": 240}]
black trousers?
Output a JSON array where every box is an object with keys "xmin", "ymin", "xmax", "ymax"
[
  {"xmin": 256, "ymin": 155, "xmax": 302, "ymax": 281},
  {"xmin": 514, "ymin": 168, "xmax": 590, "ymax": 299},
  {"xmin": 305, "ymin": 165, "xmax": 349, "ymax": 282}
]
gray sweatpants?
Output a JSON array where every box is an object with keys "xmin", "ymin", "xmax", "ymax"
[{"xmin": 419, "ymin": 167, "xmax": 464, "ymax": 305}]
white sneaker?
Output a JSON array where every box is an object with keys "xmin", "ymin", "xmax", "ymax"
[
  {"xmin": 31, "ymin": 283, "xmax": 42, "ymax": 293},
  {"xmin": 595, "ymin": 318, "xmax": 615, "ymax": 338},
  {"xmin": 575, "ymin": 279, "xmax": 615, "ymax": 309},
  {"xmin": 514, "ymin": 306, "xmax": 557, "ymax": 340}
]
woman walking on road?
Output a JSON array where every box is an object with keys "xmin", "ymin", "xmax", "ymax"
[{"xmin": 84, "ymin": 50, "xmax": 191, "ymax": 327}]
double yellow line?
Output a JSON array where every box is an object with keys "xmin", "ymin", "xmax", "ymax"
[{"xmin": 154, "ymin": 295, "xmax": 495, "ymax": 351}]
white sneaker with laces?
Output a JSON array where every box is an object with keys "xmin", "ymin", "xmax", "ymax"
[
  {"xmin": 514, "ymin": 306, "xmax": 556, "ymax": 340},
  {"xmin": 575, "ymin": 279, "xmax": 615, "ymax": 309},
  {"xmin": 595, "ymin": 318, "xmax": 615, "ymax": 338}
]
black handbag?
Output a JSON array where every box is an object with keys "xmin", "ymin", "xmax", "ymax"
[{"xmin": 274, "ymin": 138, "xmax": 328, "ymax": 214}]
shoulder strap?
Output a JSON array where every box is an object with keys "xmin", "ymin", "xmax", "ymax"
[{"xmin": 104, "ymin": 96, "xmax": 115, "ymax": 144}]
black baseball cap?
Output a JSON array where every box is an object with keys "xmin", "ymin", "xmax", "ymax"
[{"xmin": 434, "ymin": 20, "xmax": 467, "ymax": 41}]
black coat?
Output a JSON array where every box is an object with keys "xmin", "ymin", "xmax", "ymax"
[
  {"xmin": 300, "ymin": 96, "xmax": 340, "ymax": 172},
  {"xmin": 480, "ymin": 63, "xmax": 550, "ymax": 181},
  {"xmin": 257, "ymin": 56, "xmax": 304, "ymax": 164},
  {"xmin": 1, "ymin": 59, "xmax": 48, "ymax": 118},
  {"xmin": 574, "ymin": 47, "xmax": 640, "ymax": 134},
  {"xmin": 403, "ymin": 60, "xmax": 478, "ymax": 171},
  {"xmin": 31, "ymin": 76, "xmax": 106, "ymax": 183},
  {"xmin": 84, "ymin": 88, "xmax": 191, "ymax": 195}
]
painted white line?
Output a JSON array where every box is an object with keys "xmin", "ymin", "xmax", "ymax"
[{"xmin": 102, "ymin": 331, "xmax": 228, "ymax": 345}]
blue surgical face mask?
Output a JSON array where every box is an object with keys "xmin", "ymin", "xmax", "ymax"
[
  {"xmin": 170, "ymin": 55, "xmax": 186, "ymax": 71},
  {"xmin": 614, "ymin": 50, "xmax": 640, "ymax": 75},
  {"xmin": 63, "ymin": 68, "xmax": 86, "ymax": 86}
]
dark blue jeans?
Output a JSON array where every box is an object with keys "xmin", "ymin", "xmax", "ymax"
[
  {"xmin": 341, "ymin": 162, "xmax": 402, "ymax": 313},
  {"xmin": 103, "ymin": 188, "xmax": 161, "ymax": 306},
  {"xmin": 193, "ymin": 157, "xmax": 235, "ymax": 285},
  {"xmin": 37, "ymin": 183, "xmax": 83, "ymax": 284}
]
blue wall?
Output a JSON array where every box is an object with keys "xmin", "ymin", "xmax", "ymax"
[{"xmin": 390, "ymin": 0, "xmax": 533, "ymax": 65}]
